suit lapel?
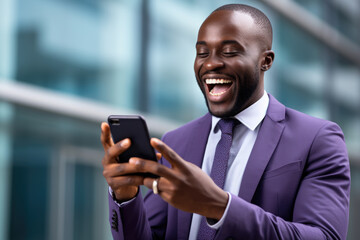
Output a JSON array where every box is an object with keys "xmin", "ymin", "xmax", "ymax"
[
  {"xmin": 183, "ymin": 113, "xmax": 212, "ymax": 168},
  {"xmin": 177, "ymin": 114, "xmax": 212, "ymax": 239},
  {"xmin": 238, "ymin": 95, "xmax": 285, "ymax": 202}
]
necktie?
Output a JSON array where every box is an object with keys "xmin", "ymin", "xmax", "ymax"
[{"xmin": 197, "ymin": 118, "xmax": 237, "ymax": 240}]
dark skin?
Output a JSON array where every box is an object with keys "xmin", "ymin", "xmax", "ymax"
[
  {"xmin": 101, "ymin": 10, "xmax": 274, "ymax": 221},
  {"xmin": 195, "ymin": 10, "xmax": 274, "ymax": 117}
]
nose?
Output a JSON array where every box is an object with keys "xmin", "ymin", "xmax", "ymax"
[{"xmin": 204, "ymin": 54, "xmax": 224, "ymax": 70}]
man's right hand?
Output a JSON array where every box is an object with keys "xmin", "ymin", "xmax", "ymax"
[{"xmin": 101, "ymin": 122, "xmax": 143, "ymax": 201}]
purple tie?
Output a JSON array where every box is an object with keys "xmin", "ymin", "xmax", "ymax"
[{"xmin": 197, "ymin": 118, "xmax": 237, "ymax": 240}]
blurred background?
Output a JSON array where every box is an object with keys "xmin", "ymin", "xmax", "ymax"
[{"xmin": 0, "ymin": 0, "xmax": 359, "ymax": 239}]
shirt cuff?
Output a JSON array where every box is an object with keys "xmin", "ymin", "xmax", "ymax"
[
  {"xmin": 108, "ymin": 186, "xmax": 138, "ymax": 207},
  {"xmin": 207, "ymin": 192, "xmax": 231, "ymax": 230}
]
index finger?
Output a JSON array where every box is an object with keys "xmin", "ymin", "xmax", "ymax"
[
  {"xmin": 101, "ymin": 122, "xmax": 114, "ymax": 149},
  {"xmin": 150, "ymin": 138, "xmax": 187, "ymax": 171}
]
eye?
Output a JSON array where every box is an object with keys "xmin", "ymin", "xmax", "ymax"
[
  {"xmin": 223, "ymin": 52, "xmax": 237, "ymax": 57},
  {"xmin": 196, "ymin": 50, "xmax": 209, "ymax": 58},
  {"xmin": 222, "ymin": 48, "xmax": 239, "ymax": 57},
  {"xmin": 196, "ymin": 45, "xmax": 209, "ymax": 58}
]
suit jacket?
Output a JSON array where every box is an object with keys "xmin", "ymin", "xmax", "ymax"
[{"xmin": 108, "ymin": 94, "xmax": 350, "ymax": 240}]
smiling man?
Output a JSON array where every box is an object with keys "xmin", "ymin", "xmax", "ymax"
[
  {"xmin": 195, "ymin": 6, "xmax": 273, "ymax": 117},
  {"xmin": 101, "ymin": 4, "xmax": 350, "ymax": 240}
]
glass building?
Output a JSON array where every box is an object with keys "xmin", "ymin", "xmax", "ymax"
[{"xmin": 0, "ymin": 0, "xmax": 359, "ymax": 239}]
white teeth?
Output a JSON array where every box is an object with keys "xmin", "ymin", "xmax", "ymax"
[
  {"xmin": 209, "ymin": 90, "xmax": 227, "ymax": 96},
  {"xmin": 205, "ymin": 79, "xmax": 232, "ymax": 84}
]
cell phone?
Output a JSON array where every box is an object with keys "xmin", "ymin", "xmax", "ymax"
[{"xmin": 107, "ymin": 115, "xmax": 158, "ymax": 178}]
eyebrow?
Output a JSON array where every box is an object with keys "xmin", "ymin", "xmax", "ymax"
[
  {"xmin": 222, "ymin": 40, "xmax": 240, "ymax": 45},
  {"xmin": 222, "ymin": 40, "xmax": 245, "ymax": 51},
  {"xmin": 196, "ymin": 40, "xmax": 244, "ymax": 47},
  {"xmin": 196, "ymin": 41, "xmax": 206, "ymax": 46}
]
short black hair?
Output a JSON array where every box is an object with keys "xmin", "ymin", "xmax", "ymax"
[{"xmin": 213, "ymin": 4, "xmax": 273, "ymax": 48}]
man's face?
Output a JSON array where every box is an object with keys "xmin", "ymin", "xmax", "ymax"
[{"xmin": 194, "ymin": 10, "xmax": 265, "ymax": 117}]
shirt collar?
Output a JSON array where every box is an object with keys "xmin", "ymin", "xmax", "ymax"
[{"xmin": 211, "ymin": 91, "xmax": 269, "ymax": 132}]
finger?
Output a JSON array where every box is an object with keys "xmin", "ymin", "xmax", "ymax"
[
  {"xmin": 103, "ymin": 138, "xmax": 131, "ymax": 165},
  {"xmin": 103, "ymin": 161, "xmax": 154, "ymax": 177},
  {"xmin": 144, "ymin": 177, "xmax": 156, "ymax": 190},
  {"xmin": 107, "ymin": 175, "xmax": 145, "ymax": 189},
  {"xmin": 151, "ymin": 138, "xmax": 187, "ymax": 170},
  {"xmin": 101, "ymin": 122, "xmax": 114, "ymax": 149},
  {"xmin": 143, "ymin": 177, "xmax": 171, "ymax": 194},
  {"xmin": 156, "ymin": 153, "xmax": 162, "ymax": 161},
  {"xmin": 129, "ymin": 157, "xmax": 178, "ymax": 181},
  {"xmin": 143, "ymin": 178, "xmax": 174, "ymax": 203}
]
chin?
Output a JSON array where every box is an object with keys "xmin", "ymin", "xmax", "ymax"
[
  {"xmin": 207, "ymin": 104, "xmax": 238, "ymax": 118},
  {"xmin": 202, "ymin": 92, "xmax": 244, "ymax": 117},
  {"xmin": 210, "ymin": 110, "xmax": 236, "ymax": 118}
]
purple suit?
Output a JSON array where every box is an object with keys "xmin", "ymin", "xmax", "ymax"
[{"xmin": 108, "ymin": 94, "xmax": 350, "ymax": 239}]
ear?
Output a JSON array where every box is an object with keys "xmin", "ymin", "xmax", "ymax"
[{"xmin": 260, "ymin": 50, "xmax": 275, "ymax": 71}]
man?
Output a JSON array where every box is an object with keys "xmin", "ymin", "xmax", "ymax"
[{"xmin": 101, "ymin": 4, "xmax": 350, "ymax": 240}]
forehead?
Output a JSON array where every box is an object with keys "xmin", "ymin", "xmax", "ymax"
[{"xmin": 197, "ymin": 11, "xmax": 257, "ymax": 44}]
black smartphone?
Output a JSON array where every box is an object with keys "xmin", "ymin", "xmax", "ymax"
[{"xmin": 108, "ymin": 115, "xmax": 158, "ymax": 178}]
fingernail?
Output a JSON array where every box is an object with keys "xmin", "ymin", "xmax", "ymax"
[
  {"xmin": 152, "ymin": 138, "xmax": 160, "ymax": 145},
  {"xmin": 121, "ymin": 139, "xmax": 130, "ymax": 148},
  {"xmin": 129, "ymin": 158, "xmax": 137, "ymax": 164}
]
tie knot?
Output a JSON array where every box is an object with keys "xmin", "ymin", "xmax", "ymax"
[{"xmin": 218, "ymin": 118, "xmax": 237, "ymax": 135}]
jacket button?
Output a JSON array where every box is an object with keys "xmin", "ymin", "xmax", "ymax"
[{"xmin": 111, "ymin": 210, "xmax": 118, "ymax": 232}]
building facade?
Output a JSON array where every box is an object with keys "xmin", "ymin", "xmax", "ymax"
[{"xmin": 0, "ymin": 0, "xmax": 359, "ymax": 239}]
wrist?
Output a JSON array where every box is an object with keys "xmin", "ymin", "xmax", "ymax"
[
  {"xmin": 207, "ymin": 192, "xmax": 232, "ymax": 229},
  {"xmin": 113, "ymin": 186, "xmax": 139, "ymax": 202},
  {"xmin": 204, "ymin": 189, "xmax": 229, "ymax": 220}
]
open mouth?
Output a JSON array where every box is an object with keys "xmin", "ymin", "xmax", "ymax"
[{"xmin": 205, "ymin": 78, "xmax": 233, "ymax": 96}]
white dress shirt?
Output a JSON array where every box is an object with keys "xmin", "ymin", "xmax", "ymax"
[{"xmin": 188, "ymin": 92, "xmax": 269, "ymax": 239}]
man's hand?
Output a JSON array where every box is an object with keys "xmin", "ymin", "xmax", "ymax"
[
  {"xmin": 130, "ymin": 138, "xmax": 229, "ymax": 220},
  {"xmin": 101, "ymin": 122, "xmax": 143, "ymax": 201}
]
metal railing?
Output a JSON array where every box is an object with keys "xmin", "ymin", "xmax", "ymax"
[{"xmin": 0, "ymin": 80, "xmax": 181, "ymax": 136}]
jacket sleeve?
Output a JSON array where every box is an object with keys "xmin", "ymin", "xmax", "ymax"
[
  {"xmin": 108, "ymin": 189, "xmax": 169, "ymax": 240},
  {"xmin": 108, "ymin": 191, "xmax": 152, "ymax": 240},
  {"xmin": 216, "ymin": 122, "xmax": 350, "ymax": 240}
]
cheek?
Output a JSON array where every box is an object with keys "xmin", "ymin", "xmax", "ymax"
[
  {"xmin": 233, "ymin": 61, "xmax": 256, "ymax": 79},
  {"xmin": 193, "ymin": 65, "xmax": 204, "ymax": 90},
  {"xmin": 194, "ymin": 60, "xmax": 202, "ymax": 75},
  {"xmin": 225, "ymin": 58, "xmax": 246, "ymax": 71},
  {"xmin": 194, "ymin": 60, "xmax": 204, "ymax": 81}
]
